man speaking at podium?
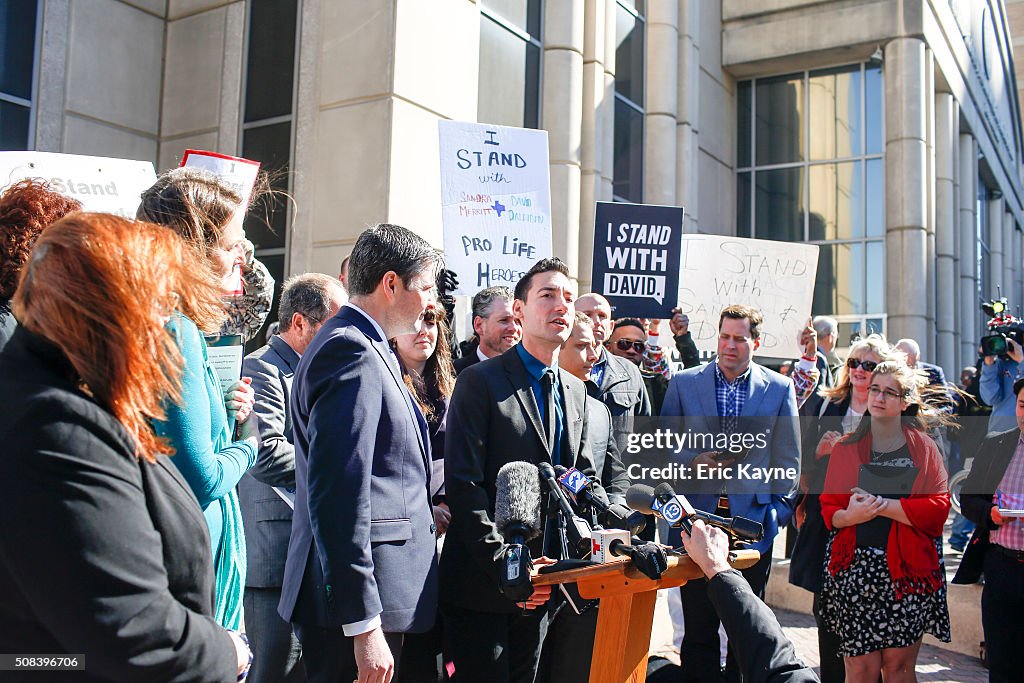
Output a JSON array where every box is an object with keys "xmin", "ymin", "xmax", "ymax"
[{"xmin": 441, "ymin": 258, "xmax": 600, "ymax": 682}]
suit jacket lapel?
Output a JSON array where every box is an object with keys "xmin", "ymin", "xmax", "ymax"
[
  {"xmin": 340, "ymin": 307, "xmax": 430, "ymax": 465},
  {"xmin": 698, "ymin": 364, "xmax": 721, "ymax": 431},
  {"xmin": 504, "ymin": 350, "xmax": 551, "ymax": 457},
  {"xmin": 741, "ymin": 364, "xmax": 769, "ymax": 417}
]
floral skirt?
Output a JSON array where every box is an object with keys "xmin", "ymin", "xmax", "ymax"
[{"xmin": 820, "ymin": 538, "xmax": 951, "ymax": 657}]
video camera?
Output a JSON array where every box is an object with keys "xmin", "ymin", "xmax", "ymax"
[{"xmin": 980, "ymin": 297, "xmax": 1024, "ymax": 359}]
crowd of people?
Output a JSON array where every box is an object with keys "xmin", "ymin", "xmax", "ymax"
[{"xmin": 0, "ymin": 172, "xmax": 1020, "ymax": 683}]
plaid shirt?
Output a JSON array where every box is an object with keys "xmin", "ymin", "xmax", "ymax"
[
  {"xmin": 993, "ymin": 433, "xmax": 1024, "ymax": 551},
  {"xmin": 714, "ymin": 362, "xmax": 751, "ymax": 433}
]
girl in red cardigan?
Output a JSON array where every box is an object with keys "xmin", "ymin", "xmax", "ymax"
[{"xmin": 820, "ymin": 361, "xmax": 951, "ymax": 682}]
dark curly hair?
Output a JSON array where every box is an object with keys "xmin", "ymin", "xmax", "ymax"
[{"xmin": 0, "ymin": 180, "xmax": 81, "ymax": 300}]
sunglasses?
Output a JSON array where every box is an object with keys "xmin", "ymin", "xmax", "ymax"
[
  {"xmin": 846, "ymin": 358, "xmax": 878, "ymax": 372},
  {"xmin": 611, "ymin": 339, "xmax": 645, "ymax": 353}
]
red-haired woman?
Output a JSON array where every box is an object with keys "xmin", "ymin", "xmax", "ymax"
[
  {"xmin": 0, "ymin": 179, "xmax": 80, "ymax": 350},
  {"xmin": 0, "ymin": 213, "xmax": 251, "ymax": 680}
]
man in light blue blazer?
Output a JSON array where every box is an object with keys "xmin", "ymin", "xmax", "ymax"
[{"xmin": 661, "ymin": 303, "xmax": 799, "ymax": 683}]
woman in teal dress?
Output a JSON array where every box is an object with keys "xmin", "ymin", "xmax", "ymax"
[{"xmin": 138, "ymin": 168, "xmax": 260, "ymax": 629}]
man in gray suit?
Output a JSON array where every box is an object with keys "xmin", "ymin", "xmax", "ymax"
[
  {"xmin": 240, "ymin": 273, "xmax": 346, "ymax": 682},
  {"xmin": 661, "ymin": 304, "xmax": 800, "ymax": 683}
]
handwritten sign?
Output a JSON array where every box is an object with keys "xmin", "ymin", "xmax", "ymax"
[
  {"xmin": 181, "ymin": 149, "xmax": 261, "ymax": 206},
  {"xmin": 438, "ymin": 121, "xmax": 552, "ymax": 296},
  {"xmin": 678, "ymin": 235, "xmax": 819, "ymax": 358},
  {"xmin": 592, "ymin": 202, "xmax": 683, "ymax": 318},
  {"xmin": 0, "ymin": 151, "xmax": 156, "ymax": 218}
]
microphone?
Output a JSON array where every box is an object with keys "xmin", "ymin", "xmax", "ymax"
[
  {"xmin": 554, "ymin": 465, "xmax": 646, "ymax": 535},
  {"xmin": 625, "ymin": 483, "xmax": 695, "ymax": 533},
  {"xmin": 494, "ymin": 461, "xmax": 542, "ymax": 602},
  {"xmin": 537, "ymin": 462, "xmax": 593, "ymax": 559},
  {"xmin": 625, "ymin": 483, "xmax": 763, "ymax": 543}
]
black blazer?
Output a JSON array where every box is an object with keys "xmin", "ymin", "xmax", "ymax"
[
  {"xmin": 0, "ymin": 328, "xmax": 236, "ymax": 682},
  {"xmin": 789, "ymin": 396, "xmax": 849, "ymax": 593},
  {"xmin": 279, "ymin": 305, "xmax": 438, "ymax": 633},
  {"xmin": 440, "ymin": 347, "xmax": 599, "ymax": 613},
  {"xmin": 709, "ymin": 570, "xmax": 819, "ymax": 682},
  {"xmin": 453, "ymin": 351, "xmax": 481, "ymax": 375},
  {"xmin": 952, "ymin": 427, "xmax": 1020, "ymax": 585},
  {"xmin": 239, "ymin": 335, "xmax": 300, "ymax": 588},
  {"xmin": 585, "ymin": 395, "xmax": 629, "ymax": 505}
]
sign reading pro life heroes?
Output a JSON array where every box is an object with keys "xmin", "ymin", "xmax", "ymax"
[
  {"xmin": 592, "ymin": 201, "xmax": 684, "ymax": 319},
  {"xmin": 678, "ymin": 234, "xmax": 819, "ymax": 359},
  {"xmin": 438, "ymin": 121, "xmax": 552, "ymax": 296}
]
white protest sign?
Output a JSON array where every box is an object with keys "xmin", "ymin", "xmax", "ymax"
[
  {"xmin": 438, "ymin": 121, "xmax": 552, "ymax": 296},
  {"xmin": 181, "ymin": 149, "xmax": 261, "ymax": 206},
  {"xmin": 678, "ymin": 235, "xmax": 819, "ymax": 359},
  {"xmin": 0, "ymin": 151, "xmax": 156, "ymax": 218}
]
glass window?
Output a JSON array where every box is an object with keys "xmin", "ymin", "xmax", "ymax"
[
  {"xmin": 737, "ymin": 171, "xmax": 751, "ymax": 237},
  {"xmin": 241, "ymin": 121, "xmax": 291, "ymax": 250},
  {"xmin": 754, "ymin": 167, "xmax": 804, "ymax": 243},
  {"xmin": 0, "ymin": 100, "xmax": 30, "ymax": 151},
  {"xmin": 613, "ymin": 1, "xmax": 644, "ymax": 203},
  {"xmin": 737, "ymin": 81, "xmax": 751, "ymax": 168},
  {"xmin": 478, "ymin": 0, "xmax": 541, "ymax": 129},
  {"xmin": 813, "ymin": 242, "xmax": 864, "ymax": 315},
  {"xmin": 808, "ymin": 66, "xmax": 861, "ymax": 160},
  {"xmin": 0, "ymin": 0, "xmax": 37, "ymax": 100},
  {"xmin": 865, "ymin": 65, "xmax": 883, "ymax": 155},
  {"xmin": 755, "ymin": 73, "xmax": 803, "ymax": 166},
  {"xmin": 244, "ymin": 0, "xmax": 297, "ymax": 123},
  {"xmin": 613, "ymin": 99, "xmax": 644, "ymax": 202},
  {"xmin": 0, "ymin": 0, "xmax": 38, "ymax": 151},
  {"xmin": 738, "ymin": 63, "xmax": 884, "ymax": 330},
  {"xmin": 808, "ymin": 161, "xmax": 862, "ymax": 241}
]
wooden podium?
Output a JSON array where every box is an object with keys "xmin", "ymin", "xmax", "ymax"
[{"xmin": 532, "ymin": 549, "xmax": 760, "ymax": 683}]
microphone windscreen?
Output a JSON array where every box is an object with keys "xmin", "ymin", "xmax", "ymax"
[
  {"xmin": 654, "ymin": 482, "xmax": 676, "ymax": 499},
  {"xmin": 625, "ymin": 484, "xmax": 656, "ymax": 514},
  {"xmin": 495, "ymin": 461, "xmax": 542, "ymax": 540}
]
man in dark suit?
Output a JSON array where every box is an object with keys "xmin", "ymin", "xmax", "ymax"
[
  {"xmin": 538, "ymin": 310, "xmax": 629, "ymax": 683},
  {"xmin": 441, "ymin": 258, "xmax": 599, "ymax": 682},
  {"xmin": 241, "ymin": 273, "xmax": 346, "ymax": 682},
  {"xmin": 453, "ymin": 285, "xmax": 520, "ymax": 374},
  {"xmin": 952, "ymin": 376, "xmax": 1024, "ymax": 683},
  {"xmin": 575, "ymin": 293, "xmax": 651, "ymax": 446},
  {"xmin": 661, "ymin": 304, "xmax": 800, "ymax": 683},
  {"xmin": 279, "ymin": 224, "xmax": 441, "ymax": 683}
]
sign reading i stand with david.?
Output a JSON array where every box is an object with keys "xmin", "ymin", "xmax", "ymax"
[
  {"xmin": 438, "ymin": 121, "xmax": 552, "ymax": 296},
  {"xmin": 592, "ymin": 201, "xmax": 684, "ymax": 319}
]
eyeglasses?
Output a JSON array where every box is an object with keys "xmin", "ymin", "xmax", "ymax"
[
  {"xmin": 867, "ymin": 386, "xmax": 907, "ymax": 400},
  {"xmin": 847, "ymin": 358, "xmax": 879, "ymax": 372},
  {"xmin": 611, "ymin": 339, "xmax": 645, "ymax": 353}
]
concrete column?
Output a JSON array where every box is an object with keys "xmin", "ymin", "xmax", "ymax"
[
  {"xmin": 34, "ymin": 0, "xmax": 71, "ymax": 151},
  {"xmin": 884, "ymin": 38, "xmax": 930, "ymax": 344},
  {"xmin": 542, "ymin": 0, "xmax": 586, "ymax": 278},
  {"xmin": 579, "ymin": 0, "xmax": 609, "ymax": 290},
  {"xmin": 989, "ymin": 196, "xmax": 1004, "ymax": 297},
  {"xmin": 644, "ymin": 2, "xmax": 678, "ymax": 206},
  {"xmin": 1004, "ymin": 211, "xmax": 1016, "ymax": 303},
  {"xmin": 934, "ymin": 92, "xmax": 957, "ymax": 376},
  {"xmin": 924, "ymin": 48, "xmax": 936, "ymax": 361},
  {"xmin": 958, "ymin": 133, "xmax": 978, "ymax": 361},
  {"xmin": 1015, "ymin": 225, "xmax": 1023, "ymax": 305},
  {"xmin": 950, "ymin": 106, "xmax": 961, "ymax": 370},
  {"xmin": 676, "ymin": 0, "xmax": 700, "ymax": 233},
  {"xmin": 600, "ymin": 0, "xmax": 616, "ymax": 203}
]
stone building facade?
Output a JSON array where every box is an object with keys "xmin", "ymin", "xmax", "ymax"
[{"xmin": 3, "ymin": 0, "xmax": 1023, "ymax": 374}]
